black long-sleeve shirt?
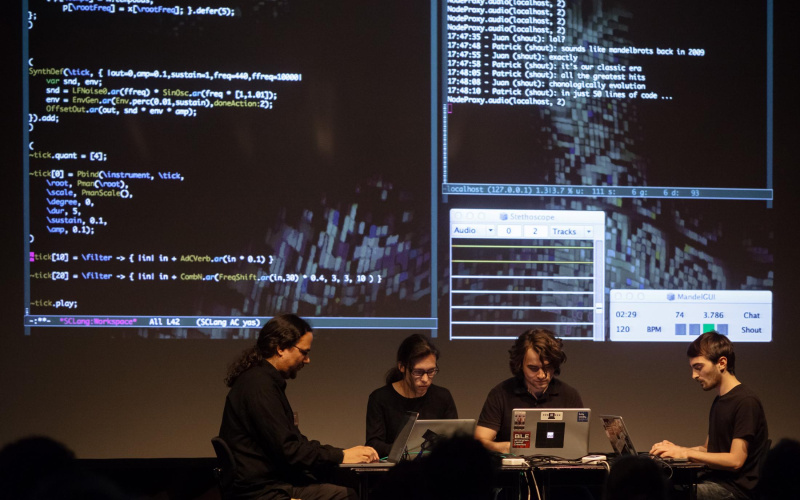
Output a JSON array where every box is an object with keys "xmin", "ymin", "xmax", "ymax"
[{"xmin": 219, "ymin": 363, "xmax": 344, "ymax": 500}]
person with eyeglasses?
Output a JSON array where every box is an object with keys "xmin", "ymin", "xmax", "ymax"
[
  {"xmin": 219, "ymin": 314, "xmax": 378, "ymax": 500},
  {"xmin": 365, "ymin": 334, "xmax": 458, "ymax": 458}
]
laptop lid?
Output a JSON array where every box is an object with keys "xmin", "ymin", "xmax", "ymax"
[
  {"xmin": 339, "ymin": 411, "xmax": 418, "ymax": 468},
  {"xmin": 405, "ymin": 419, "xmax": 477, "ymax": 457},
  {"xmin": 598, "ymin": 415, "xmax": 688, "ymax": 463},
  {"xmin": 599, "ymin": 415, "xmax": 637, "ymax": 455},
  {"xmin": 509, "ymin": 408, "xmax": 591, "ymax": 460},
  {"xmin": 386, "ymin": 411, "xmax": 419, "ymax": 462}
]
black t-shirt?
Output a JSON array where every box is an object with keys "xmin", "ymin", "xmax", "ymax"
[
  {"xmin": 477, "ymin": 377, "xmax": 584, "ymax": 442},
  {"xmin": 365, "ymin": 384, "xmax": 458, "ymax": 457},
  {"xmin": 704, "ymin": 383, "xmax": 769, "ymax": 499}
]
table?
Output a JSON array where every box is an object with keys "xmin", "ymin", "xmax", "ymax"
[
  {"xmin": 344, "ymin": 457, "xmax": 704, "ymax": 499},
  {"xmin": 508, "ymin": 458, "xmax": 705, "ymax": 500}
]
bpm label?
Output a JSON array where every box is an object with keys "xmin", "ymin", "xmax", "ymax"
[{"xmin": 610, "ymin": 290, "xmax": 772, "ymax": 342}]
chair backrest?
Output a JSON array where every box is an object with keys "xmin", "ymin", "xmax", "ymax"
[{"xmin": 211, "ymin": 436, "xmax": 236, "ymax": 496}]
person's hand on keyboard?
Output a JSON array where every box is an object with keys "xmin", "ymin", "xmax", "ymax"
[{"xmin": 343, "ymin": 445, "xmax": 380, "ymax": 463}]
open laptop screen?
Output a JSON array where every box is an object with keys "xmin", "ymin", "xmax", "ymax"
[
  {"xmin": 339, "ymin": 411, "xmax": 418, "ymax": 468},
  {"xmin": 599, "ymin": 415, "xmax": 638, "ymax": 456},
  {"xmin": 405, "ymin": 418, "xmax": 477, "ymax": 457}
]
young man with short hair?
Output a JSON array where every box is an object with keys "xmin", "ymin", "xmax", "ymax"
[{"xmin": 650, "ymin": 331, "xmax": 769, "ymax": 500}]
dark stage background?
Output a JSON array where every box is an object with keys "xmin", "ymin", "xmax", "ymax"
[{"xmin": 2, "ymin": 0, "xmax": 798, "ymax": 458}]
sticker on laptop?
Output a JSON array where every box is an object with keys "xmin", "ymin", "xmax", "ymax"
[
  {"xmin": 540, "ymin": 411, "xmax": 564, "ymax": 421},
  {"xmin": 512, "ymin": 431, "xmax": 531, "ymax": 449},
  {"xmin": 513, "ymin": 410, "xmax": 527, "ymax": 429}
]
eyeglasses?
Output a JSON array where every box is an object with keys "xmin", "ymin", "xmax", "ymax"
[
  {"xmin": 410, "ymin": 367, "xmax": 439, "ymax": 379},
  {"xmin": 292, "ymin": 345, "xmax": 311, "ymax": 358}
]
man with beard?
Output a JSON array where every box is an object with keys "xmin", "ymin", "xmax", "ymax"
[
  {"xmin": 219, "ymin": 314, "xmax": 378, "ymax": 500},
  {"xmin": 650, "ymin": 331, "xmax": 769, "ymax": 500}
]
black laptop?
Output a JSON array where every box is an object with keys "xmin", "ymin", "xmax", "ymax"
[{"xmin": 339, "ymin": 411, "xmax": 418, "ymax": 468}]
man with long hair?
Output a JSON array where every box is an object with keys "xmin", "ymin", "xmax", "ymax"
[
  {"xmin": 219, "ymin": 314, "xmax": 378, "ymax": 500},
  {"xmin": 475, "ymin": 328, "xmax": 583, "ymax": 453},
  {"xmin": 650, "ymin": 331, "xmax": 769, "ymax": 500},
  {"xmin": 365, "ymin": 334, "xmax": 458, "ymax": 457}
]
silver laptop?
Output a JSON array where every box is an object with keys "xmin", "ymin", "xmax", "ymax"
[
  {"xmin": 599, "ymin": 414, "xmax": 688, "ymax": 462},
  {"xmin": 599, "ymin": 415, "xmax": 637, "ymax": 455},
  {"xmin": 509, "ymin": 408, "xmax": 591, "ymax": 460},
  {"xmin": 405, "ymin": 418, "xmax": 477, "ymax": 458},
  {"xmin": 339, "ymin": 411, "xmax": 418, "ymax": 468}
]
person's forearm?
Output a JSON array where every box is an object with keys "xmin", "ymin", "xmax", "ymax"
[
  {"xmin": 686, "ymin": 449, "xmax": 745, "ymax": 470},
  {"xmin": 477, "ymin": 438, "xmax": 510, "ymax": 454}
]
